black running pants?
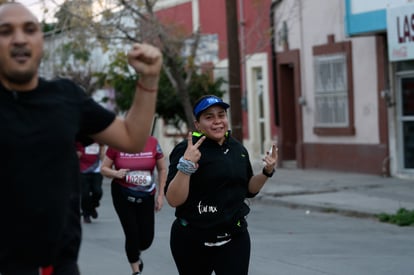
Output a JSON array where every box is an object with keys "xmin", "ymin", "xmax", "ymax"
[{"xmin": 170, "ymin": 219, "xmax": 251, "ymax": 275}]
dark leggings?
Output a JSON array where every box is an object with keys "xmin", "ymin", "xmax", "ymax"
[
  {"xmin": 170, "ymin": 219, "xmax": 251, "ymax": 275},
  {"xmin": 80, "ymin": 173, "xmax": 103, "ymax": 216},
  {"xmin": 111, "ymin": 182, "xmax": 155, "ymax": 263}
]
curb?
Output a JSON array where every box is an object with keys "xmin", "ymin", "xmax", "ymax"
[{"xmin": 251, "ymin": 195, "xmax": 379, "ymax": 220}]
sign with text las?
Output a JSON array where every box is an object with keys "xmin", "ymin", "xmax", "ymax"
[{"xmin": 387, "ymin": 3, "xmax": 414, "ymax": 61}]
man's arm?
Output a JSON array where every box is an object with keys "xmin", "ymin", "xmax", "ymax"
[{"xmin": 92, "ymin": 43, "xmax": 162, "ymax": 153}]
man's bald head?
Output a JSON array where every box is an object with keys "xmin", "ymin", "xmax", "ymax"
[
  {"xmin": 0, "ymin": 1, "xmax": 44, "ymax": 91},
  {"xmin": 0, "ymin": 2, "xmax": 39, "ymax": 23}
]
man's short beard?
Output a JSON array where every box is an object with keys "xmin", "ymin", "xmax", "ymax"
[{"xmin": 5, "ymin": 70, "xmax": 36, "ymax": 86}]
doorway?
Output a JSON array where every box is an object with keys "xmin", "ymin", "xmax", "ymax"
[
  {"xmin": 397, "ymin": 75, "xmax": 414, "ymax": 172},
  {"xmin": 279, "ymin": 64, "xmax": 297, "ymax": 161},
  {"xmin": 276, "ymin": 49, "xmax": 303, "ymax": 168},
  {"xmin": 252, "ymin": 67, "xmax": 266, "ymax": 155}
]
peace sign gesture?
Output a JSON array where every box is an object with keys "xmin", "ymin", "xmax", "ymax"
[{"xmin": 183, "ymin": 132, "xmax": 206, "ymax": 164}]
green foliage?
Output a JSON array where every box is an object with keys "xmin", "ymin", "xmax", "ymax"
[
  {"xmin": 42, "ymin": 22, "xmax": 57, "ymax": 33},
  {"xmin": 99, "ymin": 51, "xmax": 226, "ymax": 129},
  {"xmin": 95, "ymin": 52, "xmax": 137, "ymax": 112},
  {"xmin": 61, "ymin": 42, "xmax": 90, "ymax": 63},
  {"xmin": 377, "ymin": 208, "xmax": 414, "ymax": 226},
  {"xmin": 54, "ymin": 1, "xmax": 72, "ymax": 30},
  {"xmin": 156, "ymin": 70, "xmax": 226, "ymax": 129},
  {"xmin": 156, "ymin": 71, "xmax": 182, "ymax": 128}
]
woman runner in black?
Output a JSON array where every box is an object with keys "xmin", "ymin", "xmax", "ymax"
[{"xmin": 165, "ymin": 95, "xmax": 278, "ymax": 275}]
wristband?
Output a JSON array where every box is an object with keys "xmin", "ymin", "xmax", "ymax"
[
  {"xmin": 136, "ymin": 81, "xmax": 157, "ymax": 93},
  {"xmin": 262, "ymin": 167, "xmax": 275, "ymax": 178},
  {"xmin": 177, "ymin": 156, "xmax": 198, "ymax": 175}
]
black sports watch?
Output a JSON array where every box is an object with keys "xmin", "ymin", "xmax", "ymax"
[{"xmin": 262, "ymin": 167, "xmax": 275, "ymax": 178}]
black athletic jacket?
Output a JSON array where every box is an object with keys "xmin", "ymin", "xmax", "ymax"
[{"xmin": 166, "ymin": 131, "xmax": 257, "ymax": 232}]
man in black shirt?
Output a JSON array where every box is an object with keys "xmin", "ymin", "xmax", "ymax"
[{"xmin": 0, "ymin": 2, "xmax": 162, "ymax": 274}]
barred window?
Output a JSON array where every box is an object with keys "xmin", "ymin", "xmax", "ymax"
[{"xmin": 314, "ymin": 54, "xmax": 349, "ymax": 127}]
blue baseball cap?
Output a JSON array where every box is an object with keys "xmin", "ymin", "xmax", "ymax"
[{"xmin": 193, "ymin": 96, "xmax": 230, "ymax": 118}]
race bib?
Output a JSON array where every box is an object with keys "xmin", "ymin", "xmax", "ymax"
[
  {"xmin": 85, "ymin": 143, "xmax": 100, "ymax": 155},
  {"xmin": 125, "ymin": 170, "xmax": 152, "ymax": 186}
]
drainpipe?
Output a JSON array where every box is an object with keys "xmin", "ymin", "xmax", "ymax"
[
  {"xmin": 192, "ymin": 0, "xmax": 200, "ymax": 32},
  {"xmin": 239, "ymin": 0, "xmax": 247, "ymax": 112},
  {"xmin": 270, "ymin": 0, "xmax": 282, "ymax": 126}
]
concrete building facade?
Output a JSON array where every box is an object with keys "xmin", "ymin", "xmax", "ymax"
[{"xmin": 272, "ymin": 0, "xmax": 414, "ymax": 178}]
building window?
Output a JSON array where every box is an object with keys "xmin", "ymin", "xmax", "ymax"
[
  {"xmin": 312, "ymin": 35, "xmax": 355, "ymax": 136},
  {"xmin": 314, "ymin": 54, "xmax": 348, "ymax": 127}
]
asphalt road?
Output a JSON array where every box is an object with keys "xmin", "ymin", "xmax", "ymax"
[{"xmin": 78, "ymin": 183, "xmax": 414, "ymax": 275}]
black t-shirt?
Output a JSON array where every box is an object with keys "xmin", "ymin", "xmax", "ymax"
[
  {"xmin": 166, "ymin": 132, "xmax": 256, "ymax": 231},
  {"xmin": 0, "ymin": 78, "xmax": 115, "ymax": 271}
]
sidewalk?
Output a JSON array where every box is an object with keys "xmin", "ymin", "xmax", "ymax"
[{"xmin": 252, "ymin": 163, "xmax": 414, "ymax": 218}]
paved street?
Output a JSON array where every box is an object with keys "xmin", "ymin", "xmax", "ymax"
[{"xmin": 78, "ymin": 177, "xmax": 414, "ymax": 275}]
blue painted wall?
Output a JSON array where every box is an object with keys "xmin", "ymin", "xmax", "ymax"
[{"xmin": 344, "ymin": 0, "xmax": 386, "ymax": 36}]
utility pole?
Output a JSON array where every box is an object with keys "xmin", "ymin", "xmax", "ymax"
[{"xmin": 225, "ymin": 0, "xmax": 243, "ymax": 142}]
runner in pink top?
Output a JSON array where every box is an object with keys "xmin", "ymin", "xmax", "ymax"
[{"xmin": 101, "ymin": 136, "xmax": 167, "ymax": 275}]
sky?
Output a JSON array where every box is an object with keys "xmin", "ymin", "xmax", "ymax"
[{"xmin": 17, "ymin": 0, "xmax": 116, "ymax": 22}]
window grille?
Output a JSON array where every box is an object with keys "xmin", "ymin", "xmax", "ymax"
[{"xmin": 314, "ymin": 54, "xmax": 349, "ymax": 127}]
